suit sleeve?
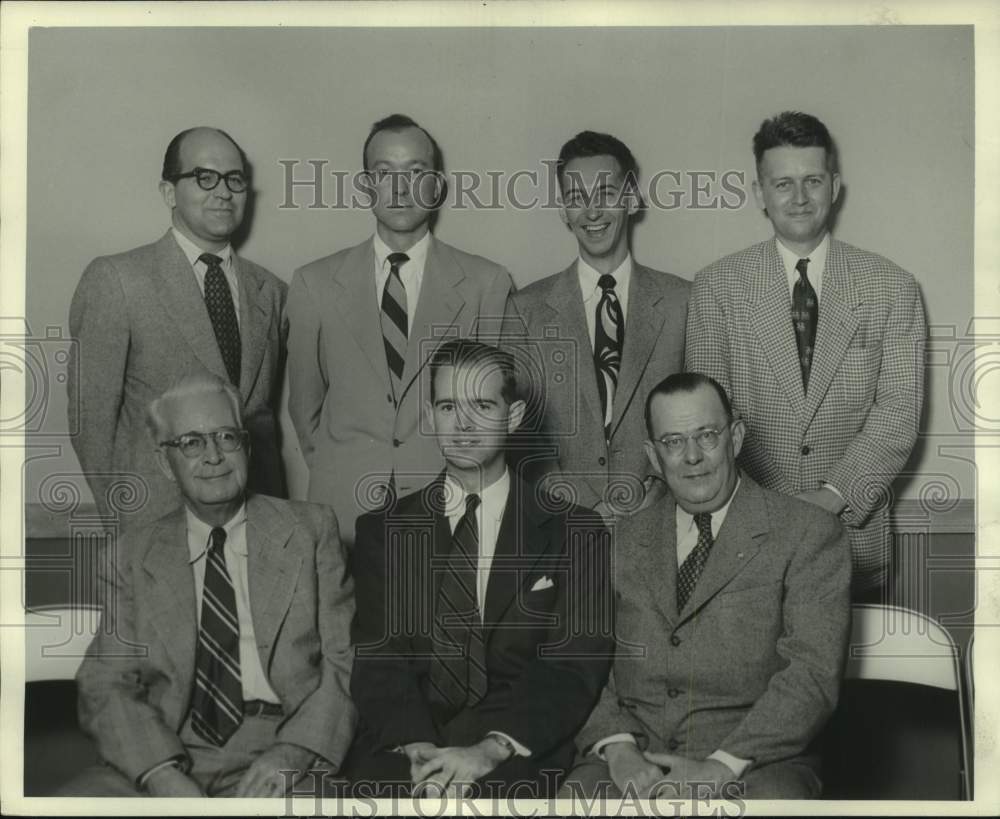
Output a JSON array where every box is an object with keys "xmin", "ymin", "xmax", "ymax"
[
  {"xmin": 575, "ymin": 667, "xmax": 650, "ymax": 753},
  {"xmin": 718, "ymin": 509, "xmax": 851, "ymax": 765},
  {"xmin": 275, "ymin": 506, "xmax": 357, "ymax": 767},
  {"xmin": 67, "ymin": 257, "xmax": 130, "ymax": 515},
  {"xmin": 473, "ymin": 264, "xmax": 514, "ymax": 341},
  {"xmin": 76, "ymin": 539, "xmax": 186, "ymax": 782},
  {"xmin": 684, "ymin": 269, "xmax": 731, "ymax": 396},
  {"xmin": 349, "ymin": 512, "xmax": 442, "ymax": 749},
  {"xmin": 824, "ymin": 273, "xmax": 927, "ymax": 525},
  {"xmin": 285, "ymin": 269, "xmax": 327, "ymax": 463}
]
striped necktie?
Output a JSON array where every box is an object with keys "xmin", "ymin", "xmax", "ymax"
[
  {"xmin": 199, "ymin": 253, "xmax": 241, "ymax": 388},
  {"xmin": 594, "ymin": 273, "xmax": 624, "ymax": 439},
  {"xmin": 428, "ymin": 494, "xmax": 489, "ymax": 713},
  {"xmin": 189, "ymin": 526, "xmax": 244, "ymax": 746},
  {"xmin": 677, "ymin": 512, "xmax": 713, "ymax": 613},
  {"xmin": 792, "ymin": 257, "xmax": 818, "ymax": 392},
  {"xmin": 380, "ymin": 251, "xmax": 409, "ymax": 403}
]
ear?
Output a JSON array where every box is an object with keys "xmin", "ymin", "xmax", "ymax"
[
  {"xmin": 558, "ymin": 203, "xmax": 570, "ymax": 228},
  {"xmin": 752, "ymin": 177, "xmax": 766, "ymax": 211},
  {"xmin": 358, "ymin": 171, "xmax": 376, "ymax": 210},
  {"xmin": 506, "ymin": 399, "xmax": 526, "ymax": 435},
  {"xmin": 643, "ymin": 439, "xmax": 663, "ymax": 477},
  {"xmin": 624, "ymin": 184, "xmax": 640, "ymax": 217},
  {"xmin": 159, "ymin": 179, "xmax": 176, "ymax": 209},
  {"xmin": 154, "ymin": 447, "xmax": 177, "ymax": 483},
  {"xmin": 730, "ymin": 418, "xmax": 746, "ymax": 459},
  {"xmin": 831, "ymin": 172, "xmax": 842, "ymax": 204},
  {"xmin": 424, "ymin": 400, "xmax": 436, "ymax": 435}
]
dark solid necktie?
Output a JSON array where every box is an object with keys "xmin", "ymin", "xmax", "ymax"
[
  {"xmin": 677, "ymin": 512, "xmax": 714, "ymax": 613},
  {"xmin": 380, "ymin": 251, "xmax": 409, "ymax": 403},
  {"xmin": 200, "ymin": 253, "xmax": 241, "ymax": 388},
  {"xmin": 429, "ymin": 494, "xmax": 489, "ymax": 711},
  {"xmin": 792, "ymin": 257, "xmax": 818, "ymax": 392},
  {"xmin": 189, "ymin": 527, "xmax": 244, "ymax": 746},
  {"xmin": 594, "ymin": 273, "xmax": 624, "ymax": 439}
]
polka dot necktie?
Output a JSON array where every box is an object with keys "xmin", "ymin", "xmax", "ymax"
[
  {"xmin": 200, "ymin": 253, "xmax": 241, "ymax": 388},
  {"xmin": 380, "ymin": 252, "xmax": 409, "ymax": 403},
  {"xmin": 677, "ymin": 512, "xmax": 714, "ymax": 613},
  {"xmin": 792, "ymin": 257, "xmax": 818, "ymax": 392},
  {"xmin": 594, "ymin": 273, "xmax": 624, "ymax": 440}
]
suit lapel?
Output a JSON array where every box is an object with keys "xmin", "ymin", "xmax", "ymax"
[
  {"xmin": 802, "ymin": 239, "xmax": 862, "ymax": 424},
  {"xmin": 142, "ymin": 510, "xmax": 198, "ymax": 683},
  {"xmin": 750, "ymin": 239, "xmax": 807, "ymax": 418},
  {"xmin": 235, "ymin": 256, "xmax": 269, "ymax": 401},
  {"xmin": 634, "ymin": 498, "xmax": 678, "ymax": 625},
  {"xmin": 331, "ymin": 239, "xmax": 389, "ymax": 381},
  {"xmin": 150, "ymin": 231, "xmax": 229, "ymax": 380},
  {"xmin": 610, "ymin": 265, "xmax": 666, "ymax": 438}
]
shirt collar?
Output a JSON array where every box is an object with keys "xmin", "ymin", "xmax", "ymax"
[
  {"xmin": 171, "ymin": 226, "xmax": 233, "ymax": 268},
  {"xmin": 775, "ymin": 232, "xmax": 829, "ymax": 281},
  {"xmin": 577, "ymin": 253, "xmax": 632, "ymax": 296},
  {"xmin": 443, "ymin": 468, "xmax": 510, "ymax": 521},
  {"xmin": 374, "ymin": 230, "xmax": 431, "ymax": 275},
  {"xmin": 186, "ymin": 502, "xmax": 248, "ymax": 563},
  {"xmin": 675, "ymin": 475, "xmax": 742, "ymax": 539}
]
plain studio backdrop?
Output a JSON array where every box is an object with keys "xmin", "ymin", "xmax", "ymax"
[{"xmin": 24, "ymin": 25, "xmax": 973, "ymax": 510}]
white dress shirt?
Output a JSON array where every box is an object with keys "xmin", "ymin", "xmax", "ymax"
[
  {"xmin": 185, "ymin": 504, "xmax": 280, "ymax": 704},
  {"xmin": 373, "ymin": 230, "xmax": 431, "ymax": 314},
  {"xmin": 577, "ymin": 254, "xmax": 632, "ymax": 349},
  {"xmin": 171, "ymin": 227, "xmax": 240, "ymax": 325},
  {"xmin": 775, "ymin": 232, "xmax": 829, "ymax": 304}
]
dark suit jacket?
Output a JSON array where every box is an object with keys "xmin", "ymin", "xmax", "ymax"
[
  {"xmin": 67, "ymin": 231, "xmax": 287, "ymax": 526},
  {"xmin": 287, "ymin": 236, "xmax": 512, "ymax": 545},
  {"xmin": 350, "ymin": 473, "xmax": 613, "ymax": 773},
  {"xmin": 503, "ymin": 262, "xmax": 689, "ymax": 514},
  {"xmin": 578, "ymin": 476, "xmax": 851, "ymax": 772},
  {"xmin": 76, "ymin": 495, "xmax": 357, "ymax": 782}
]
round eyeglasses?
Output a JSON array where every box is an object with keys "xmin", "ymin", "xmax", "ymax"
[
  {"xmin": 652, "ymin": 427, "xmax": 727, "ymax": 457},
  {"xmin": 169, "ymin": 167, "xmax": 248, "ymax": 193},
  {"xmin": 159, "ymin": 428, "xmax": 249, "ymax": 459}
]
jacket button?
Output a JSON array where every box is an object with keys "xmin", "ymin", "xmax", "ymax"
[
  {"xmin": 387, "ymin": 393, "xmax": 394, "ymax": 404},
  {"xmin": 667, "ymin": 738, "xmax": 680, "ymax": 751},
  {"xmin": 670, "ymin": 635, "xmax": 681, "ymax": 647},
  {"xmin": 598, "ymin": 456, "xmax": 606, "ymax": 466},
  {"xmin": 392, "ymin": 438, "xmax": 402, "ymax": 448},
  {"xmin": 801, "ymin": 445, "xmax": 811, "ymax": 456},
  {"xmin": 668, "ymin": 688, "xmax": 680, "ymax": 698}
]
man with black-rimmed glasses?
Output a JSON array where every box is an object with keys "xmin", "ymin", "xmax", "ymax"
[{"xmin": 68, "ymin": 126, "xmax": 287, "ymax": 529}]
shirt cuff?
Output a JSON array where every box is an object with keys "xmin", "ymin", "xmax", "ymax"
[
  {"xmin": 137, "ymin": 756, "xmax": 186, "ymax": 789},
  {"xmin": 821, "ymin": 482, "xmax": 849, "ymax": 510},
  {"xmin": 708, "ymin": 749, "xmax": 751, "ymax": 778},
  {"xmin": 488, "ymin": 731, "xmax": 531, "ymax": 758},
  {"xmin": 591, "ymin": 733, "xmax": 638, "ymax": 759}
]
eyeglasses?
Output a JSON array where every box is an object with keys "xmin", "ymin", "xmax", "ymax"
[
  {"xmin": 169, "ymin": 167, "xmax": 249, "ymax": 193},
  {"xmin": 652, "ymin": 426, "xmax": 728, "ymax": 456},
  {"xmin": 160, "ymin": 428, "xmax": 249, "ymax": 459}
]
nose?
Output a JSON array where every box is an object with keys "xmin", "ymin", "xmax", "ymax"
[
  {"xmin": 454, "ymin": 405, "xmax": 475, "ymax": 431},
  {"xmin": 682, "ymin": 436, "xmax": 703, "ymax": 464},
  {"xmin": 202, "ymin": 435, "xmax": 224, "ymax": 464},
  {"xmin": 583, "ymin": 198, "xmax": 600, "ymax": 219},
  {"xmin": 792, "ymin": 180, "xmax": 809, "ymax": 204}
]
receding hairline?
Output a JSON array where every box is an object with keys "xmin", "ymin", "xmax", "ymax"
[{"xmin": 363, "ymin": 124, "xmax": 436, "ymax": 167}]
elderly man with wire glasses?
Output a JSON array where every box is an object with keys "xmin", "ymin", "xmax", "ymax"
[
  {"xmin": 67, "ymin": 126, "xmax": 288, "ymax": 529},
  {"xmin": 63, "ymin": 372, "xmax": 356, "ymax": 798}
]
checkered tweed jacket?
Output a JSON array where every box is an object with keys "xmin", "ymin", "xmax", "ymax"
[{"xmin": 685, "ymin": 238, "xmax": 926, "ymax": 591}]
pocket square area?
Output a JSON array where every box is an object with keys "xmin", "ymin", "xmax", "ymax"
[{"xmin": 530, "ymin": 576, "xmax": 555, "ymax": 592}]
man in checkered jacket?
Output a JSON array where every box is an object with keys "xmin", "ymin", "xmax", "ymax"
[{"xmin": 685, "ymin": 111, "xmax": 926, "ymax": 595}]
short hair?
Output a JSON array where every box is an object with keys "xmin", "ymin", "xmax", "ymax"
[
  {"xmin": 362, "ymin": 113, "xmax": 444, "ymax": 173},
  {"xmin": 429, "ymin": 339, "xmax": 518, "ymax": 405},
  {"xmin": 556, "ymin": 130, "xmax": 640, "ymax": 193},
  {"xmin": 644, "ymin": 372, "xmax": 734, "ymax": 437},
  {"xmin": 752, "ymin": 111, "xmax": 837, "ymax": 172},
  {"xmin": 161, "ymin": 127, "xmax": 247, "ymax": 181},
  {"xmin": 146, "ymin": 371, "xmax": 245, "ymax": 443}
]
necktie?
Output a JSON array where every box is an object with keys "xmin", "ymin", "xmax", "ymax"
[
  {"xmin": 792, "ymin": 257, "xmax": 818, "ymax": 392},
  {"xmin": 594, "ymin": 273, "xmax": 624, "ymax": 439},
  {"xmin": 677, "ymin": 512, "xmax": 713, "ymax": 613},
  {"xmin": 200, "ymin": 253, "xmax": 241, "ymax": 388},
  {"xmin": 429, "ymin": 494, "xmax": 489, "ymax": 712},
  {"xmin": 190, "ymin": 527, "xmax": 244, "ymax": 746},
  {"xmin": 380, "ymin": 252, "xmax": 409, "ymax": 403}
]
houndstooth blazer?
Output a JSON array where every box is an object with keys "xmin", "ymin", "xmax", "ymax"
[{"xmin": 685, "ymin": 237, "xmax": 926, "ymax": 591}]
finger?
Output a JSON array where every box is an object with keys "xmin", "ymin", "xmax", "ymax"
[
  {"xmin": 413, "ymin": 755, "xmax": 447, "ymax": 781},
  {"xmin": 233, "ymin": 763, "xmax": 259, "ymax": 798},
  {"xmin": 643, "ymin": 751, "xmax": 677, "ymax": 767},
  {"xmin": 415, "ymin": 776, "xmax": 447, "ymax": 799}
]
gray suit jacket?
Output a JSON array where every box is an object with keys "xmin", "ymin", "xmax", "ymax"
[
  {"xmin": 67, "ymin": 231, "xmax": 287, "ymax": 526},
  {"xmin": 76, "ymin": 494, "xmax": 357, "ymax": 782},
  {"xmin": 504, "ymin": 262, "xmax": 689, "ymax": 513},
  {"xmin": 286, "ymin": 235, "xmax": 512, "ymax": 544},
  {"xmin": 578, "ymin": 476, "xmax": 851, "ymax": 769}
]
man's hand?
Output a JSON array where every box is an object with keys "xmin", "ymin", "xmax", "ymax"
[
  {"xmin": 603, "ymin": 741, "xmax": 665, "ymax": 797},
  {"xmin": 145, "ymin": 765, "xmax": 204, "ymax": 797},
  {"xmin": 412, "ymin": 739, "xmax": 509, "ymax": 796},
  {"xmin": 642, "ymin": 752, "xmax": 734, "ymax": 798},
  {"xmin": 234, "ymin": 742, "xmax": 315, "ymax": 797},
  {"xmin": 402, "ymin": 742, "xmax": 439, "ymax": 784},
  {"xmin": 796, "ymin": 487, "xmax": 846, "ymax": 516}
]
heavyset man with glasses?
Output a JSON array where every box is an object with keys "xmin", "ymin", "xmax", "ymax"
[
  {"xmin": 564, "ymin": 372, "xmax": 851, "ymax": 800},
  {"xmin": 64, "ymin": 373, "xmax": 356, "ymax": 797},
  {"xmin": 68, "ymin": 126, "xmax": 287, "ymax": 528}
]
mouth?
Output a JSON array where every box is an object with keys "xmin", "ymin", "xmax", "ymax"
[{"xmin": 581, "ymin": 223, "xmax": 610, "ymax": 237}]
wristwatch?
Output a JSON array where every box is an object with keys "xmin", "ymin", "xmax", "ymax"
[{"xmin": 486, "ymin": 732, "xmax": 516, "ymax": 759}]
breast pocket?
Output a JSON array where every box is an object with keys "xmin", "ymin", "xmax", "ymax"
[{"xmin": 833, "ymin": 345, "xmax": 880, "ymax": 411}]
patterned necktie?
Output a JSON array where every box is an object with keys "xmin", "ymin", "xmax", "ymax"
[
  {"xmin": 380, "ymin": 251, "xmax": 410, "ymax": 403},
  {"xmin": 677, "ymin": 512, "xmax": 714, "ymax": 613},
  {"xmin": 792, "ymin": 257, "xmax": 818, "ymax": 392},
  {"xmin": 429, "ymin": 494, "xmax": 489, "ymax": 711},
  {"xmin": 594, "ymin": 273, "xmax": 624, "ymax": 439},
  {"xmin": 199, "ymin": 253, "xmax": 241, "ymax": 388},
  {"xmin": 190, "ymin": 527, "xmax": 244, "ymax": 746}
]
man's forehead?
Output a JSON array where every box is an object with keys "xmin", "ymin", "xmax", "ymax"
[
  {"xmin": 650, "ymin": 390, "xmax": 726, "ymax": 430},
  {"xmin": 179, "ymin": 129, "xmax": 243, "ymax": 168},
  {"xmin": 561, "ymin": 155, "xmax": 627, "ymax": 190},
  {"xmin": 163, "ymin": 392, "xmax": 238, "ymax": 429},
  {"xmin": 433, "ymin": 363, "xmax": 505, "ymax": 398},
  {"xmin": 367, "ymin": 127, "xmax": 434, "ymax": 164},
  {"xmin": 759, "ymin": 145, "xmax": 831, "ymax": 175}
]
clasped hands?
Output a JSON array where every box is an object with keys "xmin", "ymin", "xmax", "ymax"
[
  {"xmin": 604, "ymin": 741, "xmax": 734, "ymax": 799},
  {"xmin": 402, "ymin": 738, "xmax": 510, "ymax": 797}
]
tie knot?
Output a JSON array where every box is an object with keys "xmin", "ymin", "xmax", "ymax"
[
  {"xmin": 210, "ymin": 526, "xmax": 227, "ymax": 552},
  {"xmin": 199, "ymin": 252, "xmax": 224, "ymax": 269},
  {"xmin": 597, "ymin": 273, "xmax": 617, "ymax": 292},
  {"xmin": 795, "ymin": 258, "xmax": 810, "ymax": 278},
  {"xmin": 694, "ymin": 512, "xmax": 712, "ymax": 539},
  {"xmin": 387, "ymin": 252, "xmax": 410, "ymax": 273},
  {"xmin": 464, "ymin": 493, "xmax": 481, "ymax": 516}
]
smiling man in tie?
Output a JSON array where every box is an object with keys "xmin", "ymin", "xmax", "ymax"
[
  {"xmin": 564, "ymin": 372, "xmax": 850, "ymax": 800},
  {"xmin": 67, "ymin": 127, "xmax": 288, "ymax": 529},
  {"xmin": 685, "ymin": 111, "xmax": 927, "ymax": 595},
  {"xmin": 347, "ymin": 340, "xmax": 613, "ymax": 798},
  {"xmin": 63, "ymin": 372, "xmax": 356, "ymax": 797}
]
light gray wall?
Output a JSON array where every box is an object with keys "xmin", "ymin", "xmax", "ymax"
[{"xmin": 25, "ymin": 25, "xmax": 974, "ymax": 508}]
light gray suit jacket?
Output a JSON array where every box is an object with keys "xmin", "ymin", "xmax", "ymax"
[
  {"xmin": 286, "ymin": 235, "xmax": 512, "ymax": 544},
  {"xmin": 76, "ymin": 494, "xmax": 356, "ymax": 782},
  {"xmin": 504, "ymin": 262, "xmax": 689, "ymax": 514},
  {"xmin": 578, "ymin": 476, "xmax": 851, "ymax": 770},
  {"xmin": 67, "ymin": 231, "xmax": 287, "ymax": 526}
]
